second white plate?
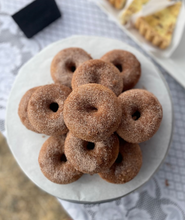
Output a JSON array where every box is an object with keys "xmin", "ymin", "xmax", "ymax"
[{"xmin": 94, "ymin": 0, "xmax": 185, "ymax": 89}]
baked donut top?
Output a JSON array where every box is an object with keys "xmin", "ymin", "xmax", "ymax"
[
  {"xmin": 99, "ymin": 138, "xmax": 142, "ymax": 184},
  {"xmin": 27, "ymin": 84, "xmax": 71, "ymax": 136},
  {"xmin": 101, "ymin": 49, "xmax": 141, "ymax": 91},
  {"xmin": 38, "ymin": 135, "xmax": 82, "ymax": 184},
  {"xmin": 63, "ymin": 83, "xmax": 122, "ymax": 142},
  {"xmin": 117, "ymin": 89, "xmax": 163, "ymax": 143},
  {"xmin": 64, "ymin": 132, "xmax": 119, "ymax": 174},
  {"xmin": 72, "ymin": 59, "xmax": 123, "ymax": 96},
  {"xmin": 50, "ymin": 47, "xmax": 92, "ymax": 88}
]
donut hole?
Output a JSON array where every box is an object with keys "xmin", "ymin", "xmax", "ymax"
[
  {"xmin": 49, "ymin": 102, "xmax": 59, "ymax": 112},
  {"xmin": 87, "ymin": 142, "xmax": 95, "ymax": 150},
  {"xmin": 66, "ymin": 62, "xmax": 76, "ymax": 73},
  {"xmin": 79, "ymin": 103, "xmax": 98, "ymax": 113},
  {"xmin": 114, "ymin": 63, "xmax": 123, "ymax": 72},
  {"xmin": 132, "ymin": 111, "xmax": 141, "ymax": 121},
  {"xmin": 89, "ymin": 74, "xmax": 100, "ymax": 84},
  {"xmin": 60, "ymin": 154, "xmax": 67, "ymax": 162},
  {"xmin": 86, "ymin": 106, "xmax": 98, "ymax": 112},
  {"xmin": 70, "ymin": 65, "xmax": 76, "ymax": 72},
  {"xmin": 115, "ymin": 153, "xmax": 123, "ymax": 164}
]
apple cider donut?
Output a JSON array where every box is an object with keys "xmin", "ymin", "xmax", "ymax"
[
  {"xmin": 63, "ymin": 84, "xmax": 122, "ymax": 142},
  {"xmin": 101, "ymin": 50, "xmax": 141, "ymax": 91},
  {"xmin": 64, "ymin": 132, "xmax": 119, "ymax": 174},
  {"xmin": 18, "ymin": 87, "xmax": 40, "ymax": 132},
  {"xmin": 51, "ymin": 47, "xmax": 92, "ymax": 88},
  {"xmin": 28, "ymin": 84, "xmax": 71, "ymax": 136},
  {"xmin": 117, "ymin": 89, "xmax": 163, "ymax": 143},
  {"xmin": 38, "ymin": 135, "xmax": 83, "ymax": 184},
  {"xmin": 71, "ymin": 59, "xmax": 123, "ymax": 96},
  {"xmin": 99, "ymin": 139, "xmax": 142, "ymax": 184}
]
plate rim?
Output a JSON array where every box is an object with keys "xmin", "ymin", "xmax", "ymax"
[{"xmin": 5, "ymin": 35, "xmax": 174, "ymax": 203}]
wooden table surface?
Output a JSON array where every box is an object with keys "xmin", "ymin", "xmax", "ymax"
[{"xmin": 0, "ymin": 133, "xmax": 72, "ymax": 220}]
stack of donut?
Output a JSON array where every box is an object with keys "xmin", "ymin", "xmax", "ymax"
[{"xmin": 18, "ymin": 47, "xmax": 163, "ymax": 184}]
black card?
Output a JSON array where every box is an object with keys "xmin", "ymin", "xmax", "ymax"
[{"xmin": 12, "ymin": 0, "xmax": 61, "ymax": 38}]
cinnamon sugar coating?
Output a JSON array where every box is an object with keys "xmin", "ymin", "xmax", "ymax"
[
  {"xmin": 101, "ymin": 50, "xmax": 141, "ymax": 91},
  {"xmin": 117, "ymin": 89, "xmax": 163, "ymax": 143},
  {"xmin": 64, "ymin": 132, "xmax": 119, "ymax": 174},
  {"xmin": 18, "ymin": 87, "xmax": 40, "ymax": 132},
  {"xmin": 63, "ymin": 84, "xmax": 122, "ymax": 142},
  {"xmin": 28, "ymin": 84, "xmax": 71, "ymax": 136},
  {"xmin": 99, "ymin": 139, "xmax": 142, "ymax": 184},
  {"xmin": 72, "ymin": 59, "xmax": 123, "ymax": 96},
  {"xmin": 50, "ymin": 47, "xmax": 92, "ymax": 88},
  {"xmin": 38, "ymin": 135, "xmax": 83, "ymax": 184}
]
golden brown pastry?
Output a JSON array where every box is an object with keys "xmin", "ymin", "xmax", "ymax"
[
  {"xmin": 120, "ymin": 0, "xmax": 149, "ymax": 25},
  {"xmin": 65, "ymin": 132, "xmax": 119, "ymax": 174},
  {"xmin": 28, "ymin": 84, "xmax": 71, "ymax": 136},
  {"xmin": 101, "ymin": 50, "xmax": 141, "ymax": 91},
  {"xmin": 63, "ymin": 84, "xmax": 122, "ymax": 142},
  {"xmin": 117, "ymin": 89, "xmax": 163, "ymax": 143},
  {"xmin": 51, "ymin": 47, "xmax": 92, "ymax": 88},
  {"xmin": 135, "ymin": 2, "xmax": 182, "ymax": 49},
  {"xmin": 72, "ymin": 59, "xmax": 123, "ymax": 96},
  {"xmin": 99, "ymin": 139, "xmax": 142, "ymax": 184},
  {"xmin": 38, "ymin": 135, "xmax": 83, "ymax": 184},
  {"xmin": 18, "ymin": 87, "xmax": 40, "ymax": 132},
  {"xmin": 109, "ymin": 0, "xmax": 126, "ymax": 10}
]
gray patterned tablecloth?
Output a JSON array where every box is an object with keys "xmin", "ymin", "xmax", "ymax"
[{"xmin": 0, "ymin": 0, "xmax": 185, "ymax": 219}]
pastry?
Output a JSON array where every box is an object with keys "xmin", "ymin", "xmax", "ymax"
[
  {"xmin": 117, "ymin": 89, "xmax": 163, "ymax": 143},
  {"xmin": 120, "ymin": 0, "xmax": 149, "ymax": 25},
  {"xmin": 38, "ymin": 135, "xmax": 83, "ymax": 184},
  {"xmin": 72, "ymin": 59, "xmax": 123, "ymax": 96},
  {"xmin": 63, "ymin": 84, "xmax": 122, "ymax": 142},
  {"xmin": 50, "ymin": 47, "xmax": 92, "ymax": 88},
  {"xmin": 101, "ymin": 50, "xmax": 141, "ymax": 91},
  {"xmin": 135, "ymin": 2, "xmax": 182, "ymax": 49},
  {"xmin": 109, "ymin": 0, "xmax": 127, "ymax": 10},
  {"xmin": 28, "ymin": 84, "xmax": 71, "ymax": 136},
  {"xmin": 65, "ymin": 132, "xmax": 119, "ymax": 174},
  {"xmin": 99, "ymin": 139, "xmax": 142, "ymax": 184},
  {"xmin": 18, "ymin": 87, "xmax": 40, "ymax": 132}
]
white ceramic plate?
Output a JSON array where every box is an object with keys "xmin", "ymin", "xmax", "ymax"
[{"xmin": 6, "ymin": 36, "xmax": 173, "ymax": 203}]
